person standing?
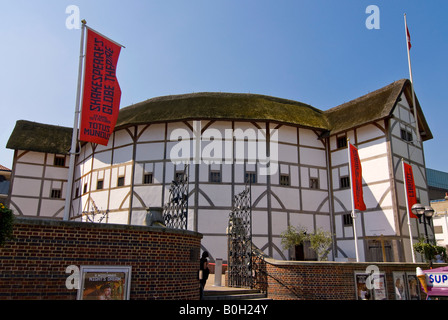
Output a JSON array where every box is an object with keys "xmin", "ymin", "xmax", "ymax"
[{"xmin": 199, "ymin": 251, "xmax": 210, "ymax": 299}]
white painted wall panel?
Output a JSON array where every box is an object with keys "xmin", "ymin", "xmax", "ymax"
[
  {"xmin": 14, "ymin": 163, "xmax": 43, "ymax": 178},
  {"xmin": 300, "ymin": 147, "xmax": 326, "ymax": 167},
  {"xmin": 12, "ymin": 178, "xmax": 41, "ymax": 197},
  {"xmin": 356, "ymin": 122, "xmax": 385, "ymax": 143},
  {"xmin": 138, "ymin": 123, "xmax": 166, "ymax": 142}
]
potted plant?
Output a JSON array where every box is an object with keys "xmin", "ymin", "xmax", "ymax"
[
  {"xmin": 413, "ymin": 238, "xmax": 447, "ymax": 267},
  {"xmin": 281, "ymin": 225, "xmax": 333, "ymax": 261},
  {"xmin": 308, "ymin": 228, "xmax": 333, "ymax": 261}
]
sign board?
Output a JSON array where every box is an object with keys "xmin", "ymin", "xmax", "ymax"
[{"xmin": 77, "ymin": 266, "xmax": 132, "ymax": 300}]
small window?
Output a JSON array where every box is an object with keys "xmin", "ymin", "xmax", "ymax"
[
  {"xmin": 434, "ymin": 226, "xmax": 443, "ymax": 234},
  {"xmin": 245, "ymin": 172, "xmax": 257, "ymax": 184},
  {"xmin": 143, "ymin": 173, "xmax": 153, "ymax": 184},
  {"xmin": 337, "ymin": 136, "xmax": 347, "ymax": 149},
  {"xmin": 340, "ymin": 176, "xmax": 350, "ymax": 189},
  {"xmin": 310, "ymin": 178, "xmax": 319, "ymax": 189},
  {"xmin": 50, "ymin": 189, "xmax": 62, "ymax": 199},
  {"xmin": 97, "ymin": 180, "xmax": 104, "ymax": 190},
  {"xmin": 117, "ymin": 176, "xmax": 125, "ymax": 187},
  {"xmin": 83, "ymin": 183, "xmax": 88, "ymax": 194},
  {"xmin": 210, "ymin": 171, "xmax": 221, "ymax": 183},
  {"xmin": 343, "ymin": 213, "xmax": 353, "ymax": 226},
  {"xmin": 175, "ymin": 171, "xmax": 186, "ymax": 182},
  {"xmin": 280, "ymin": 174, "xmax": 290, "ymax": 186},
  {"xmin": 75, "ymin": 187, "xmax": 79, "ymax": 198},
  {"xmin": 54, "ymin": 156, "xmax": 65, "ymax": 167},
  {"xmin": 400, "ymin": 128, "xmax": 413, "ymax": 142}
]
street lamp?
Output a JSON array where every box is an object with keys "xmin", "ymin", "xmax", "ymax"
[{"xmin": 411, "ymin": 203, "xmax": 434, "ymax": 243}]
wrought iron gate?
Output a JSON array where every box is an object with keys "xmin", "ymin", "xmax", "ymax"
[
  {"xmin": 163, "ymin": 165, "xmax": 189, "ymax": 229},
  {"xmin": 227, "ymin": 182, "xmax": 253, "ymax": 288}
]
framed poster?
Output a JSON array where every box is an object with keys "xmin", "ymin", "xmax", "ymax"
[
  {"xmin": 393, "ymin": 272, "xmax": 407, "ymax": 300},
  {"xmin": 406, "ymin": 273, "xmax": 421, "ymax": 300},
  {"xmin": 77, "ymin": 266, "xmax": 132, "ymax": 300},
  {"xmin": 354, "ymin": 271, "xmax": 387, "ymax": 300}
]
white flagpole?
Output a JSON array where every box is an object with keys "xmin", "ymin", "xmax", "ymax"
[
  {"xmin": 348, "ymin": 139, "xmax": 360, "ymax": 262},
  {"xmin": 402, "ymin": 158, "xmax": 416, "ymax": 263},
  {"xmin": 404, "ymin": 13, "xmax": 420, "ymax": 143},
  {"xmin": 64, "ymin": 20, "xmax": 87, "ymax": 221}
]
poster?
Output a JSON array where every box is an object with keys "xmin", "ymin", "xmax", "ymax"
[
  {"xmin": 393, "ymin": 272, "xmax": 407, "ymax": 300},
  {"xmin": 354, "ymin": 271, "xmax": 387, "ymax": 300},
  {"xmin": 406, "ymin": 273, "xmax": 421, "ymax": 300},
  {"xmin": 77, "ymin": 266, "xmax": 131, "ymax": 300}
]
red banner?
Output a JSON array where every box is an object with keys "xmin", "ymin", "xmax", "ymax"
[
  {"xmin": 403, "ymin": 162, "xmax": 418, "ymax": 218},
  {"xmin": 80, "ymin": 28, "xmax": 122, "ymax": 146},
  {"xmin": 349, "ymin": 143, "xmax": 366, "ymax": 211},
  {"xmin": 406, "ymin": 26, "xmax": 412, "ymax": 50}
]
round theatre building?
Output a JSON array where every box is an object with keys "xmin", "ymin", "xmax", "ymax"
[{"xmin": 6, "ymin": 79, "xmax": 434, "ymax": 262}]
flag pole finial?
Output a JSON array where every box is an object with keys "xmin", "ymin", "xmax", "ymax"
[{"xmin": 81, "ymin": 19, "xmax": 87, "ymax": 25}]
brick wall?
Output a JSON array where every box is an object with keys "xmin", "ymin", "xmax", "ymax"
[
  {"xmin": 0, "ymin": 217, "xmax": 202, "ymax": 300},
  {"xmin": 264, "ymin": 258, "xmax": 445, "ymax": 300}
]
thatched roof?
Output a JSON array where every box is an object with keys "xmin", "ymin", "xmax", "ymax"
[
  {"xmin": 116, "ymin": 92, "xmax": 329, "ymax": 130},
  {"xmin": 324, "ymin": 79, "xmax": 432, "ymax": 140},
  {"xmin": 6, "ymin": 79, "xmax": 432, "ymax": 154},
  {"xmin": 6, "ymin": 120, "xmax": 73, "ymax": 155}
]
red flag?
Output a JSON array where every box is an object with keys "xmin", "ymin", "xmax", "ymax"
[
  {"xmin": 80, "ymin": 28, "xmax": 122, "ymax": 146},
  {"xmin": 406, "ymin": 26, "xmax": 412, "ymax": 50},
  {"xmin": 349, "ymin": 143, "xmax": 366, "ymax": 211},
  {"xmin": 403, "ymin": 162, "xmax": 418, "ymax": 218}
]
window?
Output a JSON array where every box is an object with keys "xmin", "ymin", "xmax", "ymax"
[
  {"xmin": 83, "ymin": 183, "xmax": 88, "ymax": 194},
  {"xmin": 75, "ymin": 187, "xmax": 79, "ymax": 198},
  {"xmin": 340, "ymin": 176, "xmax": 350, "ymax": 189},
  {"xmin": 97, "ymin": 180, "xmax": 104, "ymax": 190},
  {"xmin": 54, "ymin": 155, "xmax": 65, "ymax": 167},
  {"xmin": 50, "ymin": 189, "xmax": 62, "ymax": 199},
  {"xmin": 310, "ymin": 178, "xmax": 319, "ymax": 189},
  {"xmin": 245, "ymin": 171, "xmax": 257, "ymax": 184},
  {"xmin": 343, "ymin": 213, "xmax": 353, "ymax": 226},
  {"xmin": 143, "ymin": 173, "xmax": 153, "ymax": 184},
  {"xmin": 400, "ymin": 128, "xmax": 413, "ymax": 142},
  {"xmin": 337, "ymin": 136, "xmax": 347, "ymax": 149},
  {"xmin": 280, "ymin": 174, "xmax": 290, "ymax": 186},
  {"xmin": 175, "ymin": 171, "xmax": 186, "ymax": 182},
  {"xmin": 210, "ymin": 171, "xmax": 221, "ymax": 183},
  {"xmin": 117, "ymin": 176, "xmax": 125, "ymax": 187}
]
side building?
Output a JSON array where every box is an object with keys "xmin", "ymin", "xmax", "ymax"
[{"xmin": 6, "ymin": 79, "xmax": 434, "ymax": 262}]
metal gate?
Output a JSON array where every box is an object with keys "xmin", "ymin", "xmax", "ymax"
[
  {"xmin": 163, "ymin": 165, "xmax": 189, "ymax": 229},
  {"xmin": 227, "ymin": 182, "xmax": 253, "ymax": 288}
]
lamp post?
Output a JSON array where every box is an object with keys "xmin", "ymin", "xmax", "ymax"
[{"xmin": 411, "ymin": 203, "xmax": 434, "ymax": 243}]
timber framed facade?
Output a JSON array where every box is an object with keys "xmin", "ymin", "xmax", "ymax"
[{"xmin": 6, "ymin": 79, "xmax": 434, "ymax": 263}]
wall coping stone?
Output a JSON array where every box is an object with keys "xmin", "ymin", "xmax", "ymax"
[
  {"xmin": 264, "ymin": 257, "xmax": 447, "ymax": 269},
  {"xmin": 14, "ymin": 216, "xmax": 203, "ymax": 239}
]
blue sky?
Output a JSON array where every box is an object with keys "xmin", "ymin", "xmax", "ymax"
[{"xmin": 1, "ymin": 1, "xmax": 447, "ymax": 172}]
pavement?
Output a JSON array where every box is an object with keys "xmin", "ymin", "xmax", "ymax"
[
  {"xmin": 204, "ymin": 274, "xmax": 256, "ymax": 292},
  {"xmin": 204, "ymin": 274, "xmax": 228, "ymax": 291}
]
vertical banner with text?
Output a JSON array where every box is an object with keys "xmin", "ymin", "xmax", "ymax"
[
  {"xmin": 80, "ymin": 28, "xmax": 122, "ymax": 146},
  {"xmin": 403, "ymin": 162, "xmax": 418, "ymax": 219},
  {"xmin": 349, "ymin": 143, "xmax": 366, "ymax": 211}
]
